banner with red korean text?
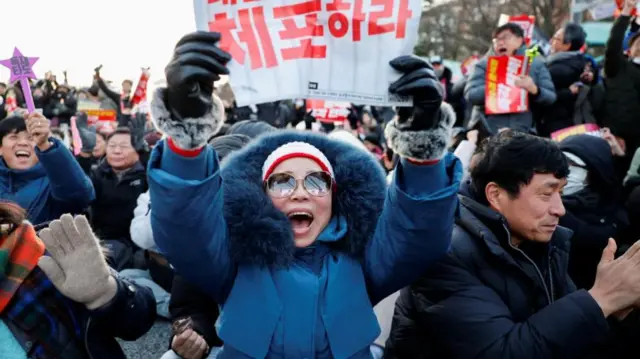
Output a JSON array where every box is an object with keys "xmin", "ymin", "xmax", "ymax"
[
  {"xmin": 498, "ymin": 14, "xmax": 535, "ymax": 45},
  {"xmin": 306, "ymin": 99, "xmax": 351, "ymax": 123},
  {"xmin": 194, "ymin": 0, "xmax": 420, "ymax": 106},
  {"xmin": 551, "ymin": 124, "xmax": 602, "ymax": 142},
  {"xmin": 485, "ymin": 56, "xmax": 529, "ymax": 115}
]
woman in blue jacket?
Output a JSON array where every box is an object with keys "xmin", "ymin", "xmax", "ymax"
[{"xmin": 149, "ymin": 32, "xmax": 461, "ymax": 359}]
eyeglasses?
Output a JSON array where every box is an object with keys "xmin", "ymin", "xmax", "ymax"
[
  {"xmin": 264, "ymin": 171, "xmax": 333, "ymax": 198},
  {"xmin": 493, "ymin": 33, "xmax": 515, "ymax": 43}
]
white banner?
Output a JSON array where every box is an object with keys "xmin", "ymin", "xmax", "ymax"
[{"xmin": 193, "ymin": 0, "xmax": 421, "ymax": 106}]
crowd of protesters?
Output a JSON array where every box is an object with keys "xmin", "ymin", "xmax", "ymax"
[{"xmin": 3, "ymin": 0, "xmax": 640, "ymax": 358}]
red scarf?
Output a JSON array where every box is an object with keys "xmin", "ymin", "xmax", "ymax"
[{"xmin": 0, "ymin": 224, "xmax": 45, "ymax": 313}]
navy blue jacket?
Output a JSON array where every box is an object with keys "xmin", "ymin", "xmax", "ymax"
[
  {"xmin": 386, "ymin": 195, "xmax": 640, "ymax": 359},
  {"xmin": 0, "ymin": 138, "xmax": 95, "ymax": 225}
]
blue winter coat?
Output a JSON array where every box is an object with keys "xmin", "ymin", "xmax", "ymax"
[
  {"xmin": 0, "ymin": 138, "xmax": 95, "ymax": 225},
  {"xmin": 149, "ymin": 131, "xmax": 461, "ymax": 358}
]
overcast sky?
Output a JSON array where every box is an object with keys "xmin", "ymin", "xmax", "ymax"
[{"xmin": 0, "ymin": 0, "xmax": 196, "ymax": 88}]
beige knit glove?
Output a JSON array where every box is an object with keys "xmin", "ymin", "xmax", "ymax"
[{"xmin": 38, "ymin": 214, "xmax": 117, "ymax": 309}]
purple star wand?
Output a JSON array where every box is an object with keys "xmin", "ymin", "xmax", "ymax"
[{"xmin": 0, "ymin": 48, "xmax": 39, "ymax": 113}]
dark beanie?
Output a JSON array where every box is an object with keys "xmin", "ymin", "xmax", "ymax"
[
  {"xmin": 227, "ymin": 120, "xmax": 276, "ymax": 139},
  {"xmin": 209, "ymin": 134, "xmax": 252, "ymax": 161}
]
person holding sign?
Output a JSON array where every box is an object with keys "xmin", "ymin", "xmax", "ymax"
[
  {"xmin": 148, "ymin": 32, "xmax": 461, "ymax": 359},
  {"xmin": 465, "ymin": 23, "xmax": 556, "ymax": 134}
]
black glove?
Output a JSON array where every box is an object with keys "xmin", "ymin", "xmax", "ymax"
[
  {"xmin": 388, "ymin": 55, "xmax": 444, "ymax": 131},
  {"xmin": 150, "ymin": 32, "xmax": 232, "ymax": 150},
  {"xmin": 165, "ymin": 32, "xmax": 231, "ymax": 120},
  {"xmin": 128, "ymin": 113, "xmax": 148, "ymax": 152},
  {"xmin": 385, "ymin": 55, "xmax": 455, "ymax": 161}
]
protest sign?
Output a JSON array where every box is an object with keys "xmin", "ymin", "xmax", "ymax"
[
  {"xmin": 498, "ymin": 14, "xmax": 535, "ymax": 46},
  {"xmin": 130, "ymin": 68, "xmax": 150, "ymax": 108},
  {"xmin": 0, "ymin": 48, "xmax": 39, "ymax": 113},
  {"xmin": 306, "ymin": 99, "xmax": 351, "ymax": 123},
  {"xmin": 551, "ymin": 123, "xmax": 601, "ymax": 142},
  {"xmin": 77, "ymin": 99, "xmax": 117, "ymax": 133},
  {"xmin": 485, "ymin": 56, "xmax": 529, "ymax": 115},
  {"xmin": 194, "ymin": 0, "xmax": 420, "ymax": 106}
]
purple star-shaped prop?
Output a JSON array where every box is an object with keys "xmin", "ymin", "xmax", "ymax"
[{"xmin": 0, "ymin": 47, "xmax": 39, "ymax": 113}]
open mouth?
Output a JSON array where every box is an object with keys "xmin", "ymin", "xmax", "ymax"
[
  {"xmin": 14, "ymin": 150, "xmax": 31, "ymax": 159},
  {"xmin": 497, "ymin": 47, "xmax": 508, "ymax": 55},
  {"xmin": 288, "ymin": 211, "xmax": 314, "ymax": 235}
]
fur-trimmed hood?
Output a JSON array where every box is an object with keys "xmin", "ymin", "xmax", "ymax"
[{"xmin": 220, "ymin": 130, "xmax": 387, "ymax": 267}]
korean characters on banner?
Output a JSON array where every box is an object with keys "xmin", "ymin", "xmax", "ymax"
[
  {"xmin": 498, "ymin": 14, "xmax": 535, "ymax": 46},
  {"xmin": 194, "ymin": 0, "xmax": 421, "ymax": 106},
  {"xmin": 306, "ymin": 99, "xmax": 351, "ymax": 123},
  {"xmin": 485, "ymin": 55, "xmax": 529, "ymax": 115}
]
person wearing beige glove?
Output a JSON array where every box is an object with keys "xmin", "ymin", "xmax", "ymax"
[
  {"xmin": 38, "ymin": 215, "xmax": 120, "ymax": 309},
  {"xmin": 0, "ymin": 205, "xmax": 156, "ymax": 359}
]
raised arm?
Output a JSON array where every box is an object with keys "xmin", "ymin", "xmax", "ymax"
[
  {"xmin": 27, "ymin": 112, "xmax": 95, "ymax": 208},
  {"xmin": 148, "ymin": 32, "xmax": 235, "ymax": 304},
  {"xmin": 366, "ymin": 56, "xmax": 461, "ymax": 303}
]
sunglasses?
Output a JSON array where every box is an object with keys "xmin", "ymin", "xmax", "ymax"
[{"xmin": 264, "ymin": 171, "xmax": 333, "ymax": 198}]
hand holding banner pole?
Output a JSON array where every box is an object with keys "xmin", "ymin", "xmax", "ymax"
[{"xmin": 0, "ymin": 48, "xmax": 39, "ymax": 113}]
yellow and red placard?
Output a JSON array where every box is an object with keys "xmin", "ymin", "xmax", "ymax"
[
  {"xmin": 485, "ymin": 55, "xmax": 529, "ymax": 115},
  {"xmin": 551, "ymin": 124, "xmax": 601, "ymax": 142}
]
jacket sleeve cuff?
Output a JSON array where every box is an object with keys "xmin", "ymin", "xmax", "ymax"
[{"xmin": 384, "ymin": 103, "xmax": 455, "ymax": 161}]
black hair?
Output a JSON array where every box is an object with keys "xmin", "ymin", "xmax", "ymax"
[
  {"xmin": 0, "ymin": 116, "xmax": 27, "ymax": 144},
  {"xmin": 493, "ymin": 23, "xmax": 525, "ymax": 39},
  {"xmin": 470, "ymin": 131, "xmax": 569, "ymax": 204},
  {"xmin": 106, "ymin": 127, "xmax": 134, "ymax": 146},
  {"xmin": 562, "ymin": 23, "xmax": 586, "ymax": 51},
  {"xmin": 122, "ymin": 79, "xmax": 133, "ymax": 87},
  {"xmin": 0, "ymin": 82, "xmax": 6, "ymax": 89}
]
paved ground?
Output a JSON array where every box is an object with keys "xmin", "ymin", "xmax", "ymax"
[{"xmin": 119, "ymin": 320, "xmax": 172, "ymax": 359}]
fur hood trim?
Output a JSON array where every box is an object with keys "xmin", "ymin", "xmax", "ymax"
[{"xmin": 220, "ymin": 131, "xmax": 387, "ymax": 267}]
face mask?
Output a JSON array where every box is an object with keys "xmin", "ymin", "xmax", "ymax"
[
  {"xmin": 435, "ymin": 67, "xmax": 444, "ymax": 78},
  {"xmin": 632, "ymin": 58, "xmax": 640, "ymax": 65},
  {"xmin": 563, "ymin": 165, "xmax": 588, "ymax": 196}
]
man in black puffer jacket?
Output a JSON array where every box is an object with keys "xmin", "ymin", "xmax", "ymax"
[
  {"xmin": 537, "ymin": 24, "xmax": 588, "ymax": 137},
  {"xmin": 386, "ymin": 131, "xmax": 640, "ymax": 359}
]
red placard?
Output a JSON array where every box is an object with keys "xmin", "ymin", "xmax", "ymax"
[
  {"xmin": 306, "ymin": 99, "xmax": 351, "ymax": 123},
  {"xmin": 498, "ymin": 14, "xmax": 535, "ymax": 46},
  {"xmin": 485, "ymin": 55, "xmax": 529, "ymax": 115}
]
